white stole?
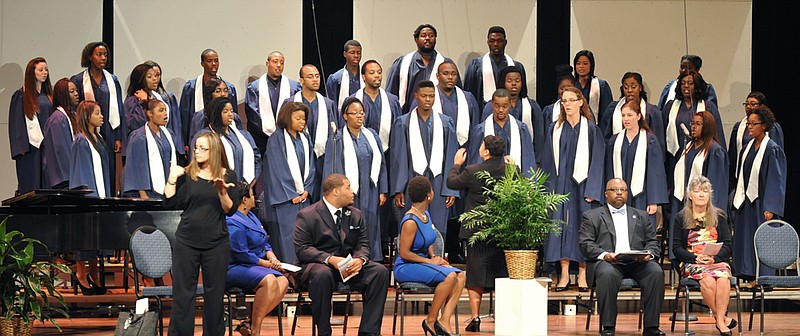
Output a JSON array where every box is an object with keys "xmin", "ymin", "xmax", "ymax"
[
  {"xmin": 220, "ymin": 126, "xmax": 256, "ymax": 183},
  {"xmin": 432, "ymin": 87, "xmax": 469, "ymax": 146},
  {"xmin": 144, "ymin": 125, "xmax": 176, "ymax": 195},
  {"xmin": 338, "ymin": 68, "xmax": 364, "ymax": 111},
  {"xmin": 25, "ymin": 114, "xmax": 44, "ymax": 148},
  {"xmin": 355, "ymin": 88, "xmax": 391, "ymax": 151},
  {"xmin": 665, "ymin": 81, "xmax": 678, "ymax": 105},
  {"xmin": 733, "ymin": 117, "xmax": 748, "ymax": 178},
  {"xmin": 666, "ymin": 99, "xmax": 705, "ymax": 155},
  {"xmin": 733, "ymin": 134, "xmax": 770, "ymax": 208},
  {"xmin": 82, "ymin": 69, "xmax": 120, "ymax": 129},
  {"xmin": 481, "ymin": 53, "xmax": 514, "ymax": 102},
  {"xmin": 613, "ymin": 130, "xmax": 647, "ymax": 196},
  {"xmin": 551, "ymin": 100, "xmax": 562, "ymax": 123},
  {"xmin": 673, "ymin": 142, "xmax": 706, "ymax": 200},
  {"xmin": 342, "ymin": 127, "xmax": 381, "ymax": 194},
  {"xmin": 193, "ymin": 74, "xmax": 205, "ymax": 112},
  {"xmin": 284, "ymin": 130, "xmax": 311, "ymax": 194},
  {"xmin": 552, "ymin": 116, "xmax": 590, "ymax": 183},
  {"xmin": 398, "ymin": 51, "xmax": 444, "ymax": 107},
  {"xmin": 258, "ymin": 74, "xmax": 291, "ymax": 136},
  {"xmin": 88, "ymin": 139, "xmax": 106, "ymax": 198},
  {"xmin": 520, "ymin": 98, "xmax": 534, "ymax": 143},
  {"xmin": 151, "ymin": 91, "xmax": 170, "ymax": 123},
  {"xmin": 611, "ymin": 98, "xmax": 648, "ymax": 135},
  {"xmin": 483, "ymin": 114, "xmax": 521, "ymax": 168},
  {"xmin": 293, "ymin": 92, "xmax": 328, "ymax": 157},
  {"xmin": 408, "ymin": 108, "xmax": 444, "ymax": 176},
  {"xmin": 56, "ymin": 107, "xmax": 75, "ymax": 140},
  {"xmin": 588, "ymin": 77, "xmax": 600, "ymax": 120}
]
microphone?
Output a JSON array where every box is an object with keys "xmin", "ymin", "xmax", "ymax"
[{"xmin": 330, "ymin": 121, "xmax": 338, "ymax": 136}]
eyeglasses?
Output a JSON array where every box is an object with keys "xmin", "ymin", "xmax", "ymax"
[
  {"xmin": 745, "ymin": 122, "xmax": 763, "ymax": 127},
  {"xmin": 605, "ymin": 188, "xmax": 627, "ymax": 193},
  {"xmin": 742, "ymin": 102, "xmax": 760, "ymax": 107},
  {"xmin": 194, "ymin": 147, "xmax": 210, "ymax": 152},
  {"xmin": 213, "ymin": 88, "xmax": 229, "ymax": 94},
  {"xmin": 345, "ymin": 111, "xmax": 366, "ymax": 116},
  {"xmin": 563, "ymin": 98, "xmax": 581, "ymax": 104}
]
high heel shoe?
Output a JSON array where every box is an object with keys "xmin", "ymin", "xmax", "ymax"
[
  {"xmin": 421, "ymin": 320, "xmax": 437, "ymax": 336},
  {"xmin": 727, "ymin": 318, "xmax": 738, "ymax": 329},
  {"xmin": 465, "ymin": 317, "xmax": 480, "ymax": 332},
  {"xmin": 715, "ymin": 324, "xmax": 732, "ymax": 336},
  {"xmin": 434, "ymin": 321, "xmax": 454, "ymax": 336},
  {"xmin": 76, "ymin": 278, "xmax": 95, "ymax": 295},
  {"xmin": 86, "ymin": 275, "xmax": 107, "ymax": 295}
]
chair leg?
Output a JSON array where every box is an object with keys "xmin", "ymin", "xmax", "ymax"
[
  {"xmin": 155, "ymin": 297, "xmax": 164, "ymax": 336},
  {"xmin": 585, "ymin": 288, "xmax": 594, "ymax": 331},
  {"xmin": 343, "ymin": 293, "xmax": 351, "ymax": 335},
  {"xmin": 760, "ymin": 286, "xmax": 765, "ymax": 334},
  {"xmin": 735, "ymin": 285, "xmax": 743, "ymax": 334},
  {"xmin": 400, "ymin": 291, "xmax": 405, "ymax": 336},
  {"xmin": 292, "ymin": 292, "xmax": 302, "ymax": 336},
  {"xmin": 671, "ymin": 284, "xmax": 680, "ymax": 332},
  {"xmin": 277, "ymin": 302, "xmax": 284, "ymax": 336},
  {"xmin": 392, "ymin": 289, "xmax": 400, "ymax": 335},
  {"xmin": 749, "ymin": 287, "xmax": 757, "ymax": 331},
  {"xmin": 684, "ymin": 285, "xmax": 691, "ymax": 335}
]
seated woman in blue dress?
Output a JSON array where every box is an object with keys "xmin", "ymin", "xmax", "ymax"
[
  {"xmin": 394, "ymin": 176, "xmax": 466, "ymax": 336},
  {"xmin": 227, "ymin": 182, "xmax": 289, "ymax": 336}
]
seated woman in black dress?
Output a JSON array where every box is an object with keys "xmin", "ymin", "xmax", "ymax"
[
  {"xmin": 671, "ymin": 176, "xmax": 736, "ymax": 335},
  {"xmin": 393, "ymin": 176, "xmax": 466, "ymax": 336},
  {"xmin": 226, "ymin": 182, "xmax": 288, "ymax": 336}
]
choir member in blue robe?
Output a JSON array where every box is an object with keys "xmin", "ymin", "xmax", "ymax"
[
  {"xmin": 667, "ymin": 111, "xmax": 728, "ymax": 260},
  {"xmin": 43, "ymin": 78, "xmax": 79, "ymax": 189},
  {"xmin": 480, "ymin": 66, "xmax": 543, "ymax": 164},
  {"xmin": 350, "ymin": 60, "xmax": 402, "ymax": 155},
  {"xmin": 262, "ymin": 102, "xmax": 315, "ymax": 264},
  {"xmin": 410, "ymin": 61, "xmax": 479, "ymax": 149},
  {"xmin": 728, "ymin": 91, "xmax": 784, "ymax": 192},
  {"xmin": 657, "ymin": 55, "xmax": 718, "ymax": 110},
  {"xmin": 323, "ymin": 97, "xmax": 388, "ymax": 261},
  {"xmin": 144, "ymin": 60, "xmax": 185, "ymax": 157},
  {"xmin": 573, "ymin": 50, "xmax": 613, "ymax": 123},
  {"xmin": 662, "ymin": 72, "xmax": 725, "ymax": 190},
  {"xmin": 386, "ymin": 24, "xmax": 461, "ymax": 113},
  {"xmin": 69, "ymin": 101, "xmax": 111, "ymax": 197},
  {"xmin": 326, "ymin": 40, "xmax": 363, "ymax": 111},
  {"xmin": 189, "ymin": 77, "xmax": 243, "ymax": 140},
  {"xmin": 179, "ymin": 49, "xmax": 238, "ymax": 145},
  {"xmin": 123, "ymin": 63, "xmax": 157, "ymax": 155},
  {"xmin": 9, "ymin": 57, "xmax": 52, "ymax": 194},
  {"xmin": 600, "ymin": 72, "xmax": 665, "ymax": 154},
  {"xmin": 124, "ymin": 99, "xmax": 178, "ymax": 199},
  {"xmin": 464, "ymin": 26, "xmax": 528, "ymax": 110},
  {"xmin": 604, "ymin": 100, "xmax": 668, "ymax": 227},
  {"xmin": 389, "ymin": 81, "xmax": 459, "ymax": 236},
  {"xmin": 731, "ymin": 107, "xmax": 786, "ymax": 281},
  {"xmin": 468, "ymin": 89, "xmax": 535, "ymax": 175},
  {"xmin": 541, "ymin": 65, "xmax": 576, "ymax": 132},
  {"xmin": 245, "ymin": 51, "xmax": 302, "ymax": 154},
  {"xmin": 281, "ymin": 64, "xmax": 338, "ymax": 202},
  {"xmin": 540, "ymin": 87, "xmax": 605, "ymax": 291},
  {"xmin": 70, "ymin": 42, "xmax": 124, "ymax": 196},
  {"xmin": 191, "ymin": 97, "xmax": 260, "ymax": 184}
]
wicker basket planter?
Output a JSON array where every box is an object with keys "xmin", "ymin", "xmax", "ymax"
[
  {"xmin": 504, "ymin": 250, "xmax": 538, "ymax": 279},
  {"xmin": 0, "ymin": 317, "xmax": 32, "ymax": 336}
]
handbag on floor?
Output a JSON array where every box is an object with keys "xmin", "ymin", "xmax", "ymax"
[{"xmin": 114, "ymin": 310, "xmax": 158, "ymax": 336}]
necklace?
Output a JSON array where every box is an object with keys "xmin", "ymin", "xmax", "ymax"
[{"xmin": 410, "ymin": 206, "xmax": 428, "ymax": 222}]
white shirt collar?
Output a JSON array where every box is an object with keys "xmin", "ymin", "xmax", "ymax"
[{"xmin": 322, "ymin": 196, "xmax": 340, "ymax": 220}]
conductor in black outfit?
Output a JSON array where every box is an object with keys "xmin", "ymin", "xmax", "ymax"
[
  {"xmin": 294, "ymin": 174, "xmax": 389, "ymax": 336},
  {"xmin": 579, "ymin": 178, "xmax": 665, "ymax": 336}
]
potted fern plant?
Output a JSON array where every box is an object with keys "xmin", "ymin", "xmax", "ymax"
[
  {"xmin": 460, "ymin": 165, "xmax": 568, "ymax": 279},
  {"xmin": 0, "ymin": 218, "xmax": 70, "ymax": 336}
]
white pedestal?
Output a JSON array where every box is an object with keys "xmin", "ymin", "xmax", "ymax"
[{"xmin": 495, "ymin": 277, "xmax": 550, "ymax": 336}]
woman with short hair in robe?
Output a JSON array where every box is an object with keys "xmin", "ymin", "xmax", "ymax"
[
  {"xmin": 542, "ymin": 65, "xmax": 576, "ymax": 130},
  {"xmin": 727, "ymin": 91, "xmax": 784, "ymax": 193},
  {"xmin": 572, "ymin": 50, "xmax": 613, "ymax": 122},
  {"xmin": 667, "ymin": 111, "xmax": 728, "ymax": 261},
  {"xmin": 189, "ymin": 76, "xmax": 242, "ymax": 139},
  {"xmin": 8, "ymin": 57, "xmax": 52, "ymax": 194},
  {"xmin": 600, "ymin": 72, "xmax": 665, "ymax": 151},
  {"xmin": 123, "ymin": 99, "xmax": 177, "ymax": 199},
  {"xmin": 731, "ymin": 106, "xmax": 786, "ymax": 283},
  {"xmin": 70, "ymin": 42, "xmax": 124, "ymax": 196},
  {"xmin": 541, "ymin": 86, "xmax": 605, "ymax": 291},
  {"xmin": 322, "ymin": 97, "xmax": 388, "ymax": 261},
  {"xmin": 262, "ymin": 102, "xmax": 315, "ymax": 264},
  {"xmin": 42, "ymin": 78, "xmax": 80, "ymax": 189},
  {"xmin": 604, "ymin": 99, "xmax": 668, "ymax": 228}
]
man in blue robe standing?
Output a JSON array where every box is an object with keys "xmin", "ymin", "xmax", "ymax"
[
  {"xmin": 326, "ymin": 40, "xmax": 363, "ymax": 112},
  {"xmin": 245, "ymin": 51, "xmax": 302, "ymax": 154},
  {"xmin": 179, "ymin": 49, "xmax": 239, "ymax": 146},
  {"xmin": 464, "ymin": 26, "xmax": 528, "ymax": 111}
]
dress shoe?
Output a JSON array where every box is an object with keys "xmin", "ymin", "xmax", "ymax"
[
  {"xmin": 76, "ymin": 279, "xmax": 95, "ymax": 296},
  {"xmin": 716, "ymin": 324, "xmax": 732, "ymax": 336},
  {"xmin": 421, "ymin": 320, "xmax": 437, "ymax": 336},
  {"xmin": 727, "ymin": 318, "xmax": 738, "ymax": 329},
  {"xmin": 578, "ymin": 286, "xmax": 589, "ymax": 292},
  {"xmin": 86, "ymin": 275, "xmax": 107, "ymax": 295},
  {"xmin": 554, "ymin": 285, "xmax": 569, "ymax": 292},
  {"xmin": 465, "ymin": 317, "xmax": 480, "ymax": 332},
  {"xmin": 642, "ymin": 327, "xmax": 665, "ymax": 336},
  {"xmin": 434, "ymin": 321, "xmax": 454, "ymax": 336},
  {"xmin": 601, "ymin": 327, "xmax": 615, "ymax": 336}
]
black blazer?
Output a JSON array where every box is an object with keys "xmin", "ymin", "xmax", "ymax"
[
  {"xmin": 294, "ymin": 201, "xmax": 370, "ymax": 270},
  {"xmin": 671, "ymin": 208, "xmax": 732, "ymax": 264},
  {"xmin": 446, "ymin": 156, "xmax": 512, "ymax": 239}
]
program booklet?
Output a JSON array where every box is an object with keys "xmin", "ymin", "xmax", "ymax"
[
  {"xmin": 337, "ymin": 254, "xmax": 359, "ymax": 282},
  {"xmin": 700, "ymin": 242, "xmax": 723, "ymax": 256}
]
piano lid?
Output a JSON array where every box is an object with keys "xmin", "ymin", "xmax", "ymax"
[{"xmin": 1, "ymin": 189, "xmax": 164, "ymax": 214}]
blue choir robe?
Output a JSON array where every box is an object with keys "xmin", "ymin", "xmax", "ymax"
[
  {"xmin": 385, "ymin": 50, "xmax": 461, "ymax": 112},
  {"xmin": 657, "ymin": 80, "xmax": 718, "ymax": 110},
  {"xmin": 388, "ymin": 111, "xmax": 459, "ymax": 235},
  {"xmin": 463, "ymin": 55, "xmax": 527, "ymax": 109},
  {"xmin": 69, "ymin": 134, "xmax": 111, "ymax": 197},
  {"xmin": 542, "ymin": 102, "xmax": 559, "ymax": 131},
  {"xmin": 732, "ymin": 139, "xmax": 786, "ymax": 279},
  {"xmin": 262, "ymin": 128, "xmax": 315, "ymax": 264},
  {"xmin": 667, "ymin": 142, "xmax": 728, "ymax": 260},
  {"xmin": 124, "ymin": 126, "xmax": 176, "ymax": 198},
  {"xmin": 42, "ymin": 108, "xmax": 74, "ymax": 189},
  {"xmin": 190, "ymin": 127, "xmax": 261, "ymax": 183},
  {"xmin": 244, "ymin": 76, "xmax": 301, "ymax": 154},
  {"xmin": 325, "ymin": 67, "xmax": 361, "ymax": 110},
  {"xmin": 540, "ymin": 119, "xmax": 605, "ymax": 264},
  {"xmin": 189, "ymin": 108, "xmax": 243, "ymax": 142},
  {"xmin": 574, "ymin": 77, "xmax": 613, "ymax": 122},
  {"xmin": 154, "ymin": 91, "xmax": 184, "ymax": 155},
  {"xmin": 409, "ymin": 87, "xmax": 479, "ymax": 148},
  {"xmin": 600, "ymin": 100, "xmax": 666, "ymax": 155},
  {"xmin": 466, "ymin": 117, "xmax": 535, "ymax": 176},
  {"xmin": 8, "ymin": 89, "xmax": 51, "ymax": 193},
  {"xmin": 350, "ymin": 89, "xmax": 402, "ymax": 150},
  {"xmin": 481, "ymin": 97, "xmax": 544, "ymax": 164},
  {"xmin": 322, "ymin": 127, "xmax": 388, "ymax": 261},
  {"xmin": 727, "ymin": 120, "xmax": 784, "ymax": 191},
  {"xmin": 604, "ymin": 131, "xmax": 668, "ymax": 226},
  {"xmin": 661, "ymin": 99, "xmax": 726, "ymax": 183},
  {"xmin": 179, "ymin": 77, "xmax": 238, "ymax": 143}
]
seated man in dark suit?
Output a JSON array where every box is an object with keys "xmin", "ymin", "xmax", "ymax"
[
  {"xmin": 579, "ymin": 178, "xmax": 665, "ymax": 336},
  {"xmin": 294, "ymin": 174, "xmax": 389, "ymax": 336}
]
